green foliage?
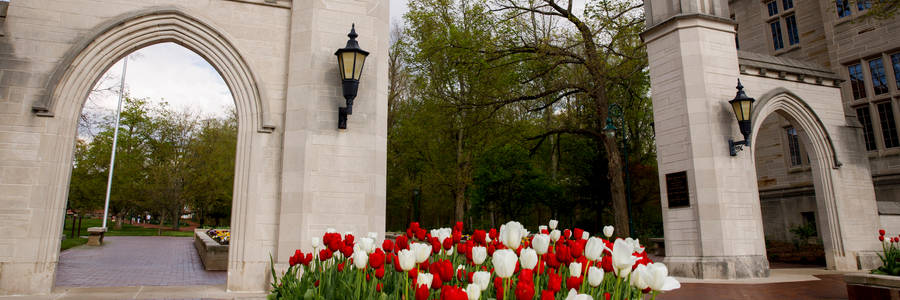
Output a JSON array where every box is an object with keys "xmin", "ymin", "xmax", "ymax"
[
  {"xmin": 875, "ymin": 237, "xmax": 900, "ymax": 276},
  {"xmin": 68, "ymin": 96, "xmax": 236, "ymax": 229},
  {"xmin": 60, "ymin": 238, "xmax": 88, "ymax": 251},
  {"xmin": 387, "ymin": 0, "xmax": 661, "ymax": 235}
]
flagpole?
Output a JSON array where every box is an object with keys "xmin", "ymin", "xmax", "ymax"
[{"xmin": 102, "ymin": 56, "xmax": 128, "ymax": 229}]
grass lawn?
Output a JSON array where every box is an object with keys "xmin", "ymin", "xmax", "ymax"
[
  {"xmin": 61, "ymin": 217, "xmax": 194, "ymax": 250},
  {"xmin": 60, "ymin": 237, "xmax": 88, "ymax": 251}
]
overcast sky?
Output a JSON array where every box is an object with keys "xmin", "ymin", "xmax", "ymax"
[{"xmin": 87, "ymin": 1, "xmax": 583, "ymax": 120}]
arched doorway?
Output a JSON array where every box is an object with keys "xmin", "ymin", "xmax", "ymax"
[
  {"xmin": 36, "ymin": 8, "xmax": 271, "ymax": 292},
  {"xmin": 749, "ymin": 90, "xmax": 876, "ymax": 270}
]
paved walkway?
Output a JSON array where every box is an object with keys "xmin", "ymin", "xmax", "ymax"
[
  {"xmin": 55, "ymin": 236, "xmax": 225, "ymax": 287},
  {"xmin": 659, "ymin": 268, "xmax": 850, "ymax": 300}
]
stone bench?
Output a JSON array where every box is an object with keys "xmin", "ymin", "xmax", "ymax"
[
  {"xmin": 194, "ymin": 229, "xmax": 228, "ymax": 271},
  {"xmin": 86, "ymin": 227, "xmax": 106, "ymax": 246},
  {"xmin": 845, "ymin": 273, "xmax": 900, "ymax": 299}
]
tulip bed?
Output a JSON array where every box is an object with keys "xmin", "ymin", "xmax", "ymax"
[
  {"xmin": 875, "ymin": 229, "xmax": 900, "ymax": 276},
  {"xmin": 269, "ymin": 220, "xmax": 679, "ymax": 300},
  {"xmin": 206, "ymin": 228, "xmax": 230, "ymax": 245}
]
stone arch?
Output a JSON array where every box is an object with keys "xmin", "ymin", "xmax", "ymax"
[
  {"xmin": 34, "ymin": 7, "xmax": 272, "ymax": 291},
  {"xmin": 750, "ymin": 89, "xmax": 846, "ymax": 268}
]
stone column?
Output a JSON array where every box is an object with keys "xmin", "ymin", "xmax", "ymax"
[
  {"xmin": 275, "ymin": 0, "xmax": 389, "ymax": 265},
  {"xmin": 641, "ymin": 0, "xmax": 769, "ymax": 279}
]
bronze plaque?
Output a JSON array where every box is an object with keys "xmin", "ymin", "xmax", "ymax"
[{"xmin": 666, "ymin": 171, "xmax": 690, "ymax": 208}]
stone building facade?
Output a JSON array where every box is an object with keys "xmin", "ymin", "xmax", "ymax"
[
  {"xmin": 729, "ymin": 0, "xmax": 900, "ymax": 242},
  {"xmin": 0, "ymin": 0, "xmax": 389, "ymax": 295},
  {"xmin": 643, "ymin": 0, "xmax": 882, "ymax": 278}
]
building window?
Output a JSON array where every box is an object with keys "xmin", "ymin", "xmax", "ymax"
[
  {"xmin": 858, "ymin": 0, "xmax": 872, "ymax": 11},
  {"xmin": 785, "ymin": 15, "xmax": 799, "ymax": 46},
  {"xmin": 767, "ymin": 0, "xmax": 779, "ymax": 16},
  {"xmin": 837, "ymin": 0, "xmax": 851, "ymax": 17},
  {"xmin": 878, "ymin": 102, "xmax": 900, "ymax": 148},
  {"xmin": 849, "ymin": 64, "xmax": 867, "ymax": 99},
  {"xmin": 870, "ymin": 58, "xmax": 889, "ymax": 95},
  {"xmin": 858, "ymin": 106, "xmax": 877, "ymax": 151},
  {"xmin": 770, "ymin": 20, "xmax": 784, "ymax": 50},
  {"xmin": 782, "ymin": 0, "xmax": 794, "ymax": 10},
  {"xmin": 786, "ymin": 127, "xmax": 802, "ymax": 166},
  {"xmin": 891, "ymin": 53, "xmax": 900, "ymax": 89}
]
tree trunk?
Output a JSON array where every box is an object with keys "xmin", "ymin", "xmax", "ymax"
[
  {"xmin": 454, "ymin": 126, "xmax": 466, "ymax": 222},
  {"xmin": 603, "ymin": 136, "xmax": 630, "ymax": 237},
  {"xmin": 114, "ymin": 213, "xmax": 123, "ymax": 230},
  {"xmin": 77, "ymin": 215, "xmax": 83, "ymax": 237}
]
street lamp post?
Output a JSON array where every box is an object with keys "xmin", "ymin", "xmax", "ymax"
[{"xmin": 604, "ymin": 103, "xmax": 634, "ymax": 237}]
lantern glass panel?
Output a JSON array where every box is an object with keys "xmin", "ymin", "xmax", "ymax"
[
  {"xmin": 341, "ymin": 52, "xmax": 356, "ymax": 80},
  {"xmin": 353, "ymin": 52, "xmax": 366, "ymax": 80},
  {"xmin": 740, "ymin": 100, "xmax": 752, "ymax": 121}
]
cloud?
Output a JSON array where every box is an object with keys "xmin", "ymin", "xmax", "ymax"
[{"xmin": 87, "ymin": 42, "xmax": 234, "ymax": 118}]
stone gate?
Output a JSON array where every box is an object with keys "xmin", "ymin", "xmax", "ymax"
[{"xmin": 0, "ymin": 0, "xmax": 388, "ymax": 295}]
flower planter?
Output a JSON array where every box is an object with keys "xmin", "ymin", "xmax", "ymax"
[
  {"xmin": 844, "ymin": 273, "xmax": 900, "ymax": 299},
  {"xmin": 194, "ymin": 229, "xmax": 228, "ymax": 271}
]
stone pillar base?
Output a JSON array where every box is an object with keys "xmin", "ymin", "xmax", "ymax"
[
  {"xmin": 86, "ymin": 227, "xmax": 106, "ymax": 246},
  {"xmin": 664, "ymin": 255, "xmax": 770, "ymax": 279}
]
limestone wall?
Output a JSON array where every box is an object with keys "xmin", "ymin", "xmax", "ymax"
[{"xmin": 0, "ymin": 0, "xmax": 388, "ymax": 295}]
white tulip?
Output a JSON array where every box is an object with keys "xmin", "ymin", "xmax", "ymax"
[
  {"xmin": 473, "ymin": 271, "xmax": 491, "ymax": 290},
  {"xmin": 569, "ymin": 262, "xmax": 583, "ymax": 277},
  {"xmin": 398, "ymin": 249, "xmax": 416, "ymax": 271},
  {"xmin": 581, "ymin": 231, "xmax": 590, "ymax": 240},
  {"xmin": 612, "ymin": 239, "xmax": 638, "ymax": 277},
  {"xmin": 352, "ymin": 249, "xmax": 368, "ymax": 269},
  {"xmin": 446, "ymin": 246, "xmax": 454, "ymax": 255},
  {"xmin": 549, "ymin": 220, "xmax": 558, "ymax": 230},
  {"xmin": 466, "ymin": 283, "xmax": 481, "ymax": 300},
  {"xmin": 367, "ymin": 232, "xmax": 378, "ymax": 239},
  {"xmin": 471, "ymin": 246, "xmax": 487, "ymax": 265},
  {"xmin": 630, "ymin": 264, "xmax": 650, "ymax": 290},
  {"xmin": 550, "ymin": 230, "xmax": 561, "ymax": 242},
  {"xmin": 539, "ymin": 225, "xmax": 548, "ymax": 233},
  {"xmin": 492, "ymin": 249, "xmax": 518, "ymax": 278},
  {"xmin": 603, "ymin": 225, "xmax": 614, "ymax": 238},
  {"xmin": 647, "ymin": 262, "xmax": 681, "ymax": 291},
  {"xmin": 587, "ymin": 266, "xmax": 604, "ymax": 287},
  {"xmin": 499, "ymin": 221, "xmax": 525, "ymax": 249},
  {"xmin": 411, "ymin": 242, "xmax": 432, "ymax": 263},
  {"xmin": 519, "ymin": 248, "xmax": 538, "ymax": 270},
  {"xmin": 430, "ymin": 228, "xmax": 452, "ymax": 243},
  {"xmin": 359, "ymin": 237, "xmax": 375, "ymax": 254},
  {"xmin": 311, "ymin": 237, "xmax": 321, "ymax": 249},
  {"xmin": 532, "ymin": 234, "xmax": 550, "ymax": 255},
  {"xmin": 584, "ymin": 237, "xmax": 605, "ymax": 261},
  {"xmin": 417, "ymin": 272, "xmax": 434, "ymax": 289},
  {"xmin": 564, "ymin": 289, "xmax": 592, "ymax": 300},
  {"xmin": 485, "ymin": 236, "xmax": 492, "ymax": 243}
]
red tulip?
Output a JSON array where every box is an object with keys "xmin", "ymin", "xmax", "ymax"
[
  {"xmin": 441, "ymin": 285, "xmax": 467, "ymax": 300},
  {"xmin": 370, "ymin": 249, "xmax": 385, "ymax": 269},
  {"xmin": 566, "ymin": 276, "xmax": 583, "ymax": 290},
  {"xmin": 518, "ymin": 268, "xmax": 533, "ymax": 284},
  {"xmin": 494, "ymin": 277, "xmax": 505, "ymax": 300},
  {"xmin": 432, "ymin": 274, "xmax": 443, "ymax": 290},
  {"xmin": 383, "ymin": 239, "xmax": 395, "ymax": 253},
  {"xmin": 375, "ymin": 267, "xmax": 385, "ymax": 279},
  {"xmin": 337, "ymin": 262, "xmax": 345, "ymax": 272},
  {"xmin": 452, "ymin": 230, "xmax": 462, "ymax": 244},
  {"xmin": 604, "ymin": 292, "xmax": 611, "ymax": 300},
  {"xmin": 574, "ymin": 228, "xmax": 584, "ymax": 240},
  {"xmin": 880, "ymin": 236, "xmax": 885, "ymax": 241},
  {"xmin": 880, "ymin": 229, "xmax": 886, "ymax": 236},
  {"xmin": 416, "ymin": 228, "xmax": 427, "ymax": 241},
  {"xmin": 319, "ymin": 249, "xmax": 332, "ymax": 261},
  {"xmin": 443, "ymin": 238, "xmax": 453, "ymax": 250},
  {"xmin": 454, "ymin": 221, "xmax": 464, "ymax": 232},
  {"xmin": 473, "ymin": 230, "xmax": 487, "ymax": 245},
  {"xmin": 515, "ymin": 280, "xmax": 535, "ymax": 300},
  {"xmin": 376, "ymin": 282, "xmax": 383, "ymax": 292},
  {"xmin": 396, "ymin": 236, "xmax": 409, "ymax": 250},
  {"xmin": 540, "ymin": 290, "xmax": 555, "ymax": 300},
  {"xmin": 289, "ymin": 249, "xmax": 302, "ymax": 266},
  {"xmin": 340, "ymin": 246, "xmax": 353, "ymax": 258},
  {"xmin": 489, "ymin": 228, "xmax": 499, "ymax": 240},
  {"xmin": 563, "ymin": 229, "xmax": 572, "ymax": 239},
  {"xmin": 409, "ymin": 268, "xmax": 419, "ymax": 279},
  {"xmin": 547, "ymin": 272, "xmax": 562, "ymax": 292},
  {"xmin": 601, "ymin": 255, "xmax": 614, "ymax": 273},
  {"xmin": 393, "ymin": 253, "xmax": 404, "ymax": 272},
  {"xmin": 415, "ymin": 284, "xmax": 429, "ymax": 300}
]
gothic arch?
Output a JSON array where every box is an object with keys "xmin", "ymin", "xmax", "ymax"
[
  {"xmin": 34, "ymin": 6, "xmax": 272, "ymax": 290},
  {"xmin": 750, "ymin": 89, "xmax": 846, "ymax": 267}
]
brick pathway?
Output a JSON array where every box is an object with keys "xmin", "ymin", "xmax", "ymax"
[
  {"xmin": 658, "ymin": 274, "xmax": 848, "ymax": 300},
  {"xmin": 55, "ymin": 236, "xmax": 226, "ymax": 287}
]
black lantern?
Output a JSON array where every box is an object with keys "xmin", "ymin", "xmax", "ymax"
[
  {"xmin": 728, "ymin": 79, "xmax": 755, "ymax": 156},
  {"xmin": 335, "ymin": 24, "xmax": 369, "ymax": 129}
]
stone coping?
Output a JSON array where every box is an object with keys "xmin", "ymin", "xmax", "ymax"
[
  {"xmin": 844, "ymin": 273, "xmax": 900, "ymax": 288},
  {"xmin": 87, "ymin": 227, "xmax": 107, "ymax": 233},
  {"xmin": 194, "ymin": 229, "xmax": 228, "ymax": 249}
]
